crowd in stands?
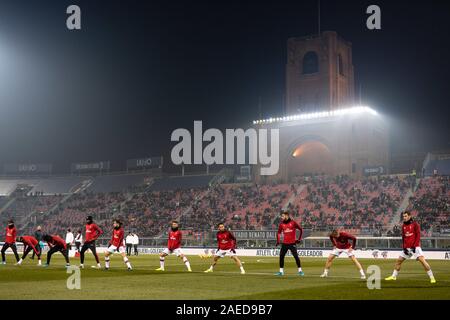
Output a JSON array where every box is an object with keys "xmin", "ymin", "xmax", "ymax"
[
  {"xmin": 33, "ymin": 192, "xmax": 127, "ymax": 236},
  {"xmin": 180, "ymin": 183, "xmax": 291, "ymax": 231},
  {"xmin": 0, "ymin": 194, "xmax": 63, "ymax": 238},
  {"xmin": 122, "ymin": 189, "xmax": 199, "ymax": 236},
  {"xmin": 286, "ymin": 175, "xmax": 409, "ymax": 234},
  {"xmin": 0, "ymin": 174, "xmax": 448, "ymax": 240},
  {"xmin": 406, "ymin": 176, "xmax": 450, "ymax": 235}
]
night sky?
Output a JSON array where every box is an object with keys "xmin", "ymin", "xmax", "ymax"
[{"xmin": 0, "ymin": 0, "xmax": 449, "ymax": 173}]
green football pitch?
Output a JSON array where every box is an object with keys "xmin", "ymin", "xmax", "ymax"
[{"xmin": 0, "ymin": 254, "xmax": 449, "ymax": 300}]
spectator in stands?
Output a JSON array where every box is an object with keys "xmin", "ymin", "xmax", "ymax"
[{"xmin": 125, "ymin": 232, "xmax": 133, "ymax": 256}]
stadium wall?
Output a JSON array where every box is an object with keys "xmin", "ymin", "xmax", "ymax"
[
  {"xmin": 131, "ymin": 247, "xmax": 450, "ymax": 260},
  {"xmin": 5, "ymin": 244, "xmax": 448, "ymax": 260}
]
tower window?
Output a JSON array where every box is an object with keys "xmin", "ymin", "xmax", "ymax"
[
  {"xmin": 338, "ymin": 54, "xmax": 344, "ymax": 76},
  {"xmin": 302, "ymin": 51, "xmax": 319, "ymax": 74}
]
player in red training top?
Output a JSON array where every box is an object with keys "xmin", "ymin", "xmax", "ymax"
[
  {"xmin": 1, "ymin": 220, "xmax": 20, "ymax": 265},
  {"xmin": 385, "ymin": 211, "xmax": 436, "ymax": 283},
  {"xmin": 42, "ymin": 234, "xmax": 70, "ymax": 267},
  {"xmin": 275, "ymin": 210, "xmax": 304, "ymax": 276},
  {"xmin": 155, "ymin": 220, "xmax": 192, "ymax": 272},
  {"xmin": 80, "ymin": 215, "xmax": 103, "ymax": 269},
  {"xmin": 104, "ymin": 219, "xmax": 132, "ymax": 271},
  {"xmin": 16, "ymin": 235, "xmax": 42, "ymax": 266},
  {"xmin": 204, "ymin": 223, "xmax": 245, "ymax": 274},
  {"xmin": 320, "ymin": 230, "xmax": 366, "ymax": 279}
]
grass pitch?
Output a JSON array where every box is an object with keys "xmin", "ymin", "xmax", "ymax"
[{"xmin": 0, "ymin": 254, "xmax": 449, "ymax": 300}]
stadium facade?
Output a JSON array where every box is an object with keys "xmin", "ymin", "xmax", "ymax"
[{"xmin": 254, "ymin": 31, "xmax": 390, "ymax": 182}]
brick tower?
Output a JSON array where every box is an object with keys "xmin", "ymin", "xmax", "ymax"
[{"xmin": 285, "ymin": 31, "xmax": 355, "ymax": 114}]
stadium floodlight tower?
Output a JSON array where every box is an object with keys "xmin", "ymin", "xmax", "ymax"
[
  {"xmin": 253, "ymin": 105, "xmax": 390, "ymax": 183},
  {"xmin": 253, "ymin": 31, "xmax": 390, "ymax": 183}
]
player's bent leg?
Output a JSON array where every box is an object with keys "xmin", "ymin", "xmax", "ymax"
[
  {"xmin": 385, "ymin": 257, "xmax": 405, "ymax": 280},
  {"xmin": 321, "ymin": 254, "xmax": 336, "ymax": 277},
  {"xmin": 45, "ymin": 247, "xmax": 58, "ymax": 267},
  {"xmin": 418, "ymin": 256, "xmax": 436, "ymax": 283},
  {"xmin": 11, "ymin": 244, "xmax": 20, "ymax": 262},
  {"xmin": 17, "ymin": 247, "xmax": 32, "ymax": 265},
  {"xmin": 61, "ymin": 249, "xmax": 70, "ymax": 267},
  {"xmin": 289, "ymin": 246, "xmax": 304, "ymax": 276},
  {"xmin": 231, "ymin": 256, "xmax": 245, "ymax": 274},
  {"xmin": 104, "ymin": 250, "xmax": 111, "ymax": 270},
  {"xmin": 79, "ymin": 244, "xmax": 89, "ymax": 267},
  {"xmin": 179, "ymin": 254, "xmax": 192, "ymax": 272},
  {"xmin": 204, "ymin": 255, "xmax": 220, "ymax": 272},
  {"xmin": 121, "ymin": 251, "xmax": 132, "ymax": 271},
  {"xmin": 350, "ymin": 256, "xmax": 366, "ymax": 279},
  {"xmin": 417, "ymin": 255, "xmax": 430, "ymax": 271},
  {"xmin": 275, "ymin": 245, "xmax": 288, "ymax": 276},
  {"xmin": 90, "ymin": 243, "xmax": 101, "ymax": 268},
  {"xmin": 156, "ymin": 252, "xmax": 168, "ymax": 271},
  {"xmin": 1, "ymin": 244, "xmax": 9, "ymax": 264}
]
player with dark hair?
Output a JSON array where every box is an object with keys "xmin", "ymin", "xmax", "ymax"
[
  {"xmin": 1, "ymin": 220, "xmax": 20, "ymax": 265},
  {"xmin": 104, "ymin": 218, "xmax": 132, "ymax": 271},
  {"xmin": 42, "ymin": 234, "xmax": 70, "ymax": 267},
  {"xmin": 16, "ymin": 235, "xmax": 42, "ymax": 266},
  {"xmin": 275, "ymin": 210, "xmax": 304, "ymax": 276},
  {"xmin": 80, "ymin": 215, "xmax": 103, "ymax": 269},
  {"xmin": 156, "ymin": 220, "xmax": 191, "ymax": 272},
  {"xmin": 320, "ymin": 230, "xmax": 366, "ymax": 279},
  {"xmin": 204, "ymin": 223, "xmax": 245, "ymax": 274},
  {"xmin": 385, "ymin": 211, "xmax": 436, "ymax": 283}
]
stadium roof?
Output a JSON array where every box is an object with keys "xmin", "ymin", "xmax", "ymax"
[{"xmin": 253, "ymin": 106, "xmax": 378, "ymax": 125}]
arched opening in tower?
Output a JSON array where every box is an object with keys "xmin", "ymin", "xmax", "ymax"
[{"xmin": 288, "ymin": 141, "xmax": 333, "ymax": 177}]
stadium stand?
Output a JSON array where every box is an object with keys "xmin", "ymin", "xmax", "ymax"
[
  {"xmin": 149, "ymin": 175, "xmax": 215, "ymax": 191},
  {"xmin": 180, "ymin": 183, "xmax": 292, "ymax": 231},
  {"xmin": 34, "ymin": 191, "xmax": 127, "ymax": 237},
  {"xmin": 0, "ymin": 177, "xmax": 89, "ymax": 196},
  {"xmin": 287, "ymin": 175, "xmax": 410, "ymax": 235},
  {"xmin": 27, "ymin": 176, "xmax": 90, "ymax": 195},
  {"xmin": 0, "ymin": 180, "xmax": 19, "ymax": 196},
  {"xmin": 86, "ymin": 173, "xmax": 152, "ymax": 193},
  {"xmin": 406, "ymin": 176, "xmax": 450, "ymax": 235},
  {"xmin": 422, "ymin": 152, "xmax": 450, "ymax": 176},
  {"xmin": 0, "ymin": 173, "xmax": 448, "ymax": 239}
]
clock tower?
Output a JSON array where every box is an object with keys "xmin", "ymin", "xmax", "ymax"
[{"xmin": 286, "ymin": 31, "xmax": 355, "ymax": 114}]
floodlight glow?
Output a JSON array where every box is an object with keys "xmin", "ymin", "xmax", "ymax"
[{"xmin": 253, "ymin": 106, "xmax": 378, "ymax": 125}]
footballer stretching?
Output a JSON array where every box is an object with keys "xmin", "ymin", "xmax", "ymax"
[
  {"xmin": 155, "ymin": 220, "xmax": 192, "ymax": 272},
  {"xmin": 42, "ymin": 234, "xmax": 70, "ymax": 267},
  {"xmin": 320, "ymin": 230, "xmax": 366, "ymax": 279},
  {"xmin": 385, "ymin": 211, "xmax": 436, "ymax": 283},
  {"xmin": 104, "ymin": 219, "xmax": 132, "ymax": 271},
  {"xmin": 80, "ymin": 215, "xmax": 103, "ymax": 269},
  {"xmin": 204, "ymin": 223, "xmax": 245, "ymax": 274},
  {"xmin": 16, "ymin": 236, "xmax": 42, "ymax": 266},
  {"xmin": 1, "ymin": 220, "xmax": 20, "ymax": 265},
  {"xmin": 275, "ymin": 210, "xmax": 304, "ymax": 276}
]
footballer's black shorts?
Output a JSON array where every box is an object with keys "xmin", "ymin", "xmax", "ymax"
[
  {"xmin": 279, "ymin": 243, "xmax": 301, "ymax": 267},
  {"xmin": 81, "ymin": 241, "xmax": 97, "ymax": 254},
  {"xmin": 280, "ymin": 244, "xmax": 298, "ymax": 256},
  {"xmin": 80, "ymin": 241, "xmax": 100, "ymax": 263}
]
